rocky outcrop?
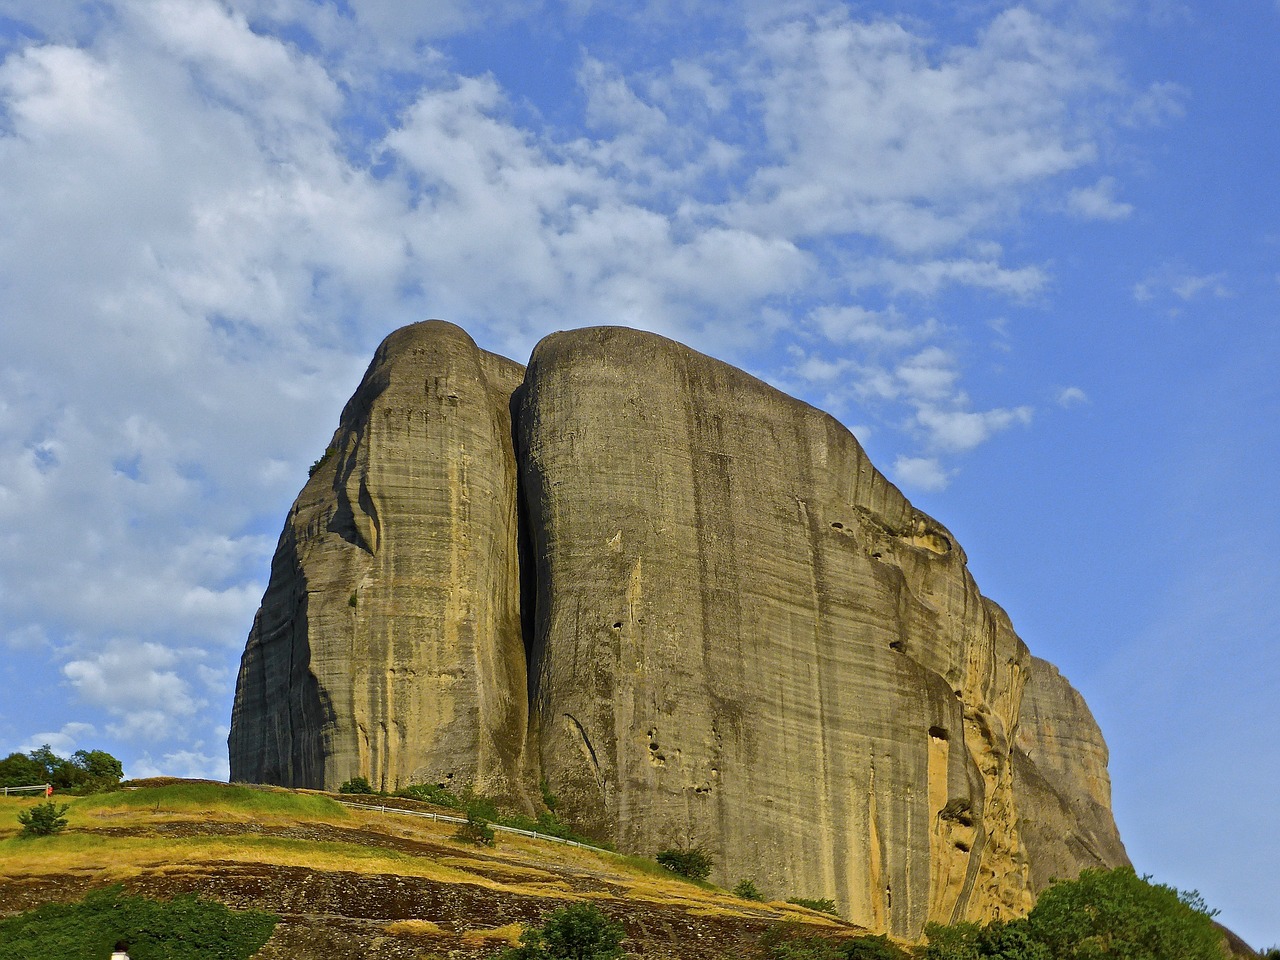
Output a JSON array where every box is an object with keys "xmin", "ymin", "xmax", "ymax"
[
  {"xmin": 1012, "ymin": 656, "xmax": 1128, "ymax": 892},
  {"xmin": 229, "ymin": 322, "xmax": 533, "ymax": 802},
  {"xmin": 229, "ymin": 320, "xmax": 1128, "ymax": 939}
]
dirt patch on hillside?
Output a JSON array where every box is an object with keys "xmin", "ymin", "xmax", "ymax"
[{"xmin": 0, "ymin": 814, "xmax": 843, "ymax": 959}]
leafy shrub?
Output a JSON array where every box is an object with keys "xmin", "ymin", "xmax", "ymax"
[
  {"xmin": 786, "ymin": 897, "xmax": 838, "ymax": 916},
  {"xmin": 1026, "ymin": 866, "xmax": 1223, "ymax": 960},
  {"xmin": 840, "ymin": 934, "xmax": 909, "ymax": 960},
  {"xmin": 733, "ymin": 878, "xmax": 765, "ymax": 901},
  {"xmin": 656, "ymin": 845, "xmax": 713, "ymax": 880},
  {"xmin": 540, "ymin": 778, "xmax": 558, "ymax": 812},
  {"xmin": 0, "ymin": 886, "xmax": 276, "ymax": 960},
  {"xmin": 758, "ymin": 922, "xmax": 845, "ymax": 960},
  {"xmin": 395, "ymin": 782, "xmax": 462, "ymax": 807},
  {"xmin": 454, "ymin": 808, "xmax": 496, "ymax": 846},
  {"xmin": 337, "ymin": 776, "xmax": 375, "ymax": 794},
  {"xmin": 17, "ymin": 801, "xmax": 70, "ymax": 837},
  {"xmin": 498, "ymin": 903, "xmax": 625, "ymax": 960},
  {"xmin": 308, "ymin": 444, "xmax": 336, "ymax": 478}
]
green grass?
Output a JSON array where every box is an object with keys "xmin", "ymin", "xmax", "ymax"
[{"xmin": 75, "ymin": 782, "xmax": 347, "ymax": 819}]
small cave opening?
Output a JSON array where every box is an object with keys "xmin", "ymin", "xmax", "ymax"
[
  {"xmin": 831, "ymin": 522, "xmax": 844, "ymax": 530},
  {"xmin": 928, "ymin": 725, "xmax": 948, "ymax": 741}
]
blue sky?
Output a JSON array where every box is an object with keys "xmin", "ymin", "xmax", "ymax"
[{"xmin": 0, "ymin": 0, "xmax": 1275, "ymax": 947}]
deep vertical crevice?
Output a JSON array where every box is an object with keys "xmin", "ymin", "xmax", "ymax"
[{"xmin": 510, "ymin": 382, "xmax": 542, "ymax": 711}]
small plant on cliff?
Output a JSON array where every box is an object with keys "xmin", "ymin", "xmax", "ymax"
[
  {"xmin": 655, "ymin": 844, "xmax": 713, "ymax": 880},
  {"xmin": 498, "ymin": 903, "xmax": 624, "ymax": 960},
  {"xmin": 17, "ymin": 800, "xmax": 70, "ymax": 837},
  {"xmin": 453, "ymin": 807, "xmax": 496, "ymax": 846},
  {"xmin": 308, "ymin": 443, "xmax": 337, "ymax": 478},
  {"xmin": 733, "ymin": 878, "xmax": 765, "ymax": 901},
  {"xmin": 337, "ymin": 776, "xmax": 375, "ymax": 795}
]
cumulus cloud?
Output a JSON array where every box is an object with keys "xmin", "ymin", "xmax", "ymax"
[
  {"xmin": 63, "ymin": 640, "xmax": 203, "ymax": 741},
  {"xmin": 0, "ymin": 0, "xmax": 1151, "ymax": 774},
  {"xmin": 18, "ymin": 722, "xmax": 97, "ymax": 757},
  {"xmin": 893, "ymin": 455, "xmax": 951, "ymax": 492},
  {"xmin": 1067, "ymin": 176, "xmax": 1133, "ymax": 221}
]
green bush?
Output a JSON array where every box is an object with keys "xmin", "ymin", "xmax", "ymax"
[
  {"xmin": 337, "ymin": 776, "xmax": 375, "ymax": 794},
  {"xmin": 1026, "ymin": 866, "xmax": 1223, "ymax": 960},
  {"xmin": 840, "ymin": 934, "xmax": 909, "ymax": 960},
  {"xmin": 787, "ymin": 897, "xmax": 839, "ymax": 916},
  {"xmin": 759, "ymin": 922, "xmax": 845, "ymax": 960},
  {"xmin": 453, "ymin": 808, "xmax": 496, "ymax": 846},
  {"xmin": 395, "ymin": 782, "xmax": 462, "ymax": 807},
  {"xmin": 0, "ymin": 886, "xmax": 276, "ymax": 960},
  {"xmin": 499, "ymin": 903, "xmax": 624, "ymax": 960},
  {"xmin": 17, "ymin": 801, "xmax": 70, "ymax": 837},
  {"xmin": 733, "ymin": 878, "xmax": 765, "ymax": 901},
  {"xmin": 656, "ymin": 845, "xmax": 713, "ymax": 880}
]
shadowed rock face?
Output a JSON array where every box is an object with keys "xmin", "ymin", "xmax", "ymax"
[{"xmin": 230, "ymin": 320, "xmax": 1127, "ymax": 938}]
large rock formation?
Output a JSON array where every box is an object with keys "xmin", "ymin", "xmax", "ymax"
[{"xmin": 230, "ymin": 320, "xmax": 1128, "ymax": 938}]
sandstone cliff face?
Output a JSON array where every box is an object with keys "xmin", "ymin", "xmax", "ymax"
[
  {"xmin": 1012, "ymin": 656, "xmax": 1128, "ymax": 892},
  {"xmin": 229, "ymin": 322, "xmax": 532, "ymax": 800},
  {"xmin": 229, "ymin": 320, "xmax": 1127, "ymax": 939}
]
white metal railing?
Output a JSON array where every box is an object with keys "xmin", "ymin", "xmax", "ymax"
[
  {"xmin": 333, "ymin": 798, "xmax": 621, "ymax": 855},
  {"xmin": 2, "ymin": 783, "xmax": 51, "ymax": 796}
]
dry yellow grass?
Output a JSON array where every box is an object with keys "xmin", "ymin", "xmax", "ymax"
[
  {"xmin": 461, "ymin": 922, "xmax": 524, "ymax": 945},
  {"xmin": 383, "ymin": 919, "xmax": 446, "ymax": 936}
]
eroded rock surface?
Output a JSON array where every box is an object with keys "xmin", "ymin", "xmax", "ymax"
[
  {"xmin": 1012, "ymin": 656, "xmax": 1128, "ymax": 892},
  {"xmin": 230, "ymin": 321, "xmax": 1128, "ymax": 939},
  {"xmin": 230, "ymin": 321, "xmax": 532, "ymax": 801}
]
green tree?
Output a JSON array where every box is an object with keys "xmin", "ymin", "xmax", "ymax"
[
  {"xmin": 1026, "ymin": 866, "xmax": 1223, "ymax": 960},
  {"xmin": 70, "ymin": 750, "xmax": 123, "ymax": 791},
  {"xmin": 733, "ymin": 878, "xmax": 765, "ymax": 901},
  {"xmin": 498, "ymin": 903, "xmax": 624, "ymax": 960},
  {"xmin": 0, "ymin": 745, "xmax": 123, "ymax": 793},
  {"xmin": 656, "ymin": 845, "xmax": 713, "ymax": 880},
  {"xmin": 17, "ymin": 801, "xmax": 70, "ymax": 837},
  {"xmin": 0, "ymin": 751, "xmax": 45, "ymax": 788},
  {"xmin": 337, "ymin": 776, "xmax": 375, "ymax": 794}
]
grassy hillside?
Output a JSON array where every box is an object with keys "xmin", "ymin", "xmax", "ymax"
[{"xmin": 0, "ymin": 781, "xmax": 870, "ymax": 959}]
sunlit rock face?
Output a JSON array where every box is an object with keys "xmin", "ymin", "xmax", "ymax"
[
  {"xmin": 229, "ymin": 321, "xmax": 533, "ymax": 803},
  {"xmin": 229, "ymin": 320, "xmax": 1127, "ymax": 938}
]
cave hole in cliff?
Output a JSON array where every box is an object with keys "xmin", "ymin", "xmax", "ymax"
[
  {"xmin": 831, "ymin": 522, "xmax": 844, "ymax": 529},
  {"xmin": 928, "ymin": 725, "xmax": 949, "ymax": 741},
  {"xmin": 889, "ymin": 639, "xmax": 904, "ymax": 652},
  {"xmin": 613, "ymin": 621, "xmax": 623, "ymax": 629}
]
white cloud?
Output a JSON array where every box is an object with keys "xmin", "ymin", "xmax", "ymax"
[
  {"xmin": 128, "ymin": 746, "xmax": 229, "ymax": 781},
  {"xmin": 730, "ymin": 6, "xmax": 1105, "ymax": 256},
  {"xmin": 1134, "ymin": 265, "xmax": 1232, "ymax": 304},
  {"xmin": 893, "ymin": 455, "xmax": 951, "ymax": 492},
  {"xmin": 915, "ymin": 403, "xmax": 1034, "ymax": 453},
  {"xmin": 18, "ymin": 722, "xmax": 97, "ymax": 757},
  {"xmin": 0, "ymin": 0, "xmax": 1151, "ymax": 777},
  {"xmin": 63, "ymin": 639, "xmax": 203, "ymax": 741},
  {"xmin": 1058, "ymin": 386, "xmax": 1089, "ymax": 407},
  {"xmin": 1067, "ymin": 176, "xmax": 1133, "ymax": 221}
]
